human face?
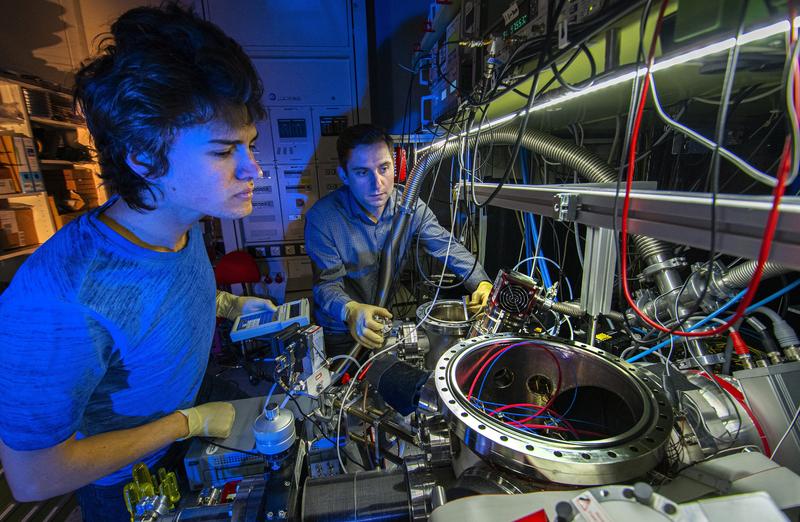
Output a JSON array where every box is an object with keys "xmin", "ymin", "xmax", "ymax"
[
  {"xmin": 339, "ymin": 141, "xmax": 394, "ymax": 218},
  {"xmin": 153, "ymin": 119, "xmax": 261, "ymax": 222}
]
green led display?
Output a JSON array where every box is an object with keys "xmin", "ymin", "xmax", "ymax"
[{"xmin": 503, "ymin": 13, "xmax": 529, "ymax": 38}]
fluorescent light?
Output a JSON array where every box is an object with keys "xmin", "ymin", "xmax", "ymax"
[
  {"xmin": 651, "ymin": 38, "xmax": 736, "ymax": 71},
  {"xmin": 417, "ymin": 16, "xmax": 799, "ymax": 154}
]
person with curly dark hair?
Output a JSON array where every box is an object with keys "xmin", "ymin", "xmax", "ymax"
[{"xmin": 0, "ymin": 4, "xmax": 272, "ymax": 520}]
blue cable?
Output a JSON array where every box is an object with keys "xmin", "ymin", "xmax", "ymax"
[
  {"xmin": 626, "ymin": 279, "xmax": 800, "ymax": 363},
  {"xmin": 520, "ymin": 151, "xmax": 554, "ymax": 290}
]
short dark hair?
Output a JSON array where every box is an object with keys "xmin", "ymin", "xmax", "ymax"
[
  {"xmin": 336, "ymin": 124, "xmax": 393, "ymax": 169},
  {"xmin": 74, "ymin": 3, "xmax": 265, "ymax": 211}
]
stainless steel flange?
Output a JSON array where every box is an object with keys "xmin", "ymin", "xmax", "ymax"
[{"xmin": 435, "ymin": 333, "xmax": 673, "ymax": 485}]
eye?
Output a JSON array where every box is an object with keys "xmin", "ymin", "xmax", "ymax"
[{"xmin": 212, "ymin": 149, "xmax": 233, "ymax": 157}]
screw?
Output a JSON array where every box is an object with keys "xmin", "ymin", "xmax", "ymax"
[
  {"xmin": 278, "ymin": 510, "xmax": 287, "ymax": 519},
  {"xmin": 267, "ymin": 512, "xmax": 274, "ymax": 520}
]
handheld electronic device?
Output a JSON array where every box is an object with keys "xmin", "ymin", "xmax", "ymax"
[{"xmin": 230, "ymin": 298, "xmax": 310, "ymax": 342}]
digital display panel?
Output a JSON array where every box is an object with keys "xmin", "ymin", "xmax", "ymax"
[{"xmin": 277, "ymin": 118, "xmax": 307, "ymax": 139}]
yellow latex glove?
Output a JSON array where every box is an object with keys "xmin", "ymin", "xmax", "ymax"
[
  {"xmin": 238, "ymin": 296, "xmax": 277, "ymax": 315},
  {"xmin": 344, "ymin": 301, "xmax": 393, "ymax": 350},
  {"xmin": 177, "ymin": 401, "xmax": 235, "ymax": 439},
  {"xmin": 467, "ymin": 281, "xmax": 493, "ymax": 313}
]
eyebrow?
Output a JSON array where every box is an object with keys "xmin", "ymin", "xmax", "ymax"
[
  {"xmin": 208, "ymin": 132, "xmax": 259, "ymax": 146},
  {"xmin": 352, "ymin": 161, "xmax": 392, "ymax": 170}
]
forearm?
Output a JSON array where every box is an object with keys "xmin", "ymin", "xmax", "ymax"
[
  {"xmin": 314, "ymin": 281, "xmax": 353, "ymax": 323},
  {"xmin": 2, "ymin": 412, "xmax": 188, "ymax": 501}
]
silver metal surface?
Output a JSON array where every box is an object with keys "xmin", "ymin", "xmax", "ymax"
[
  {"xmin": 579, "ymin": 226, "xmax": 617, "ymax": 319},
  {"xmin": 735, "ymin": 361, "xmax": 800, "ymax": 474},
  {"xmin": 417, "ymin": 300, "xmax": 472, "ymax": 370},
  {"xmin": 405, "ymin": 454, "xmax": 436, "ymax": 522},
  {"xmin": 435, "ymin": 334, "xmax": 673, "ymax": 485},
  {"xmin": 678, "ymin": 373, "xmax": 766, "ymax": 461},
  {"xmin": 464, "ymin": 182, "xmax": 800, "ymax": 270},
  {"xmin": 253, "ymin": 405, "xmax": 296, "ymax": 455},
  {"xmin": 429, "ymin": 485, "xmax": 787, "ymax": 522}
]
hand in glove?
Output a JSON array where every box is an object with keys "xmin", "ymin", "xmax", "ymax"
[
  {"xmin": 238, "ymin": 296, "xmax": 277, "ymax": 315},
  {"xmin": 467, "ymin": 281, "xmax": 493, "ymax": 314},
  {"xmin": 344, "ymin": 301, "xmax": 393, "ymax": 350},
  {"xmin": 177, "ymin": 401, "xmax": 236, "ymax": 440}
]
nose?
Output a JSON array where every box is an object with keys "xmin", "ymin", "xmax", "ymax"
[
  {"xmin": 237, "ymin": 148, "xmax": 262, "ymax": 181},
  {"xmin": 370, "ymin": 170, "xmax": 382, "ymax": 190}
]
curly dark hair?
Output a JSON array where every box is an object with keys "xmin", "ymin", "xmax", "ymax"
[
  {"xmin": 336, "ymin": 124, "xmax": 394, "ymax": 169},
  {"xmin": 74, "ymin": 3, "xmax": 265, "ymax": 211}
]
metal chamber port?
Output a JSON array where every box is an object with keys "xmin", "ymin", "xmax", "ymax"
[
  {"xmin": 435, "ymin": 334, "xmax": 674, "ymax": 485},
  {"xmin": 418, "ymin": 300, "xmax": 472, "ymax": 370}
]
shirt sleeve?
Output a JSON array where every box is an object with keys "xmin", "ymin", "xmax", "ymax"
[
  {"xmin": 0, "ymin": 292, "xmax": 115, "ymax": 451},
  {"xmin": 305, "ymin": 215, "xmax": 353, "ymax": 324},
  {"xmin": 412, "ymin": 198, "xmax": 490, "ymax": 292}
]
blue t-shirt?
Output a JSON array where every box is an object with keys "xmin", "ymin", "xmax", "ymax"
[{"xmin": 0, "ymin": 203, "xmax": 216, "ymax": 485}]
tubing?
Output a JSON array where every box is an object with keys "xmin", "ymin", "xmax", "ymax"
[{"xmin": 720, "ymin": 261, "xmax": 788, "ymax": 291}]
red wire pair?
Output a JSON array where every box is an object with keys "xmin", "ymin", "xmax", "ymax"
[{"xmin": 620, "ymin": 0, "xmax": 795, "ymax": 338}]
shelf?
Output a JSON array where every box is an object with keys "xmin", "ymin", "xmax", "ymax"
[
  {"xmin": 0, "ymin": 244, "xmax": 39, "ymax": 262},
  {"xmin": 29, "ymin": 116, "xmax": 84, "ymax": 129},
  {"xmin": 40, "ymin": 159, "xmax": 74, "ymax": 167},
  {"xmin": 0, "ymin": 190, "xmax": 47, "ymax": 199}
]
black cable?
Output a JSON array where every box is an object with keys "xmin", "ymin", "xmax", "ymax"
[
  {"xmin": 472, "ymin": 0, "xmax": 647, "ymax": 108},
  {"xmin": 657, "ymin": 0, "xmax": 750, "ymax": 340},
  {"xmin": 471, "ymin": 0, "xmax": 565, "ymax": 210},
  {"xmin": 272, "ymin": 376, "xmax": 368, "ymax": 471},
  {"xmin": 550, "ymin": 43, "xmax": 598, "ymax": 92},
  {"xmin": 613, "ymin": 0, "xmax": 655, "ymax": 345},
  {"xmin": 199, "ymin": 437, "xmax": 265, "ymax": 457}
]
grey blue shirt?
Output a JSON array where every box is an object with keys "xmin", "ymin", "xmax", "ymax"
[
  {"xmin": 305, "ymin": 186, "xmax": 489, "ymax": 334},
  {"xmin": 0, "ymin": 202, "xmax": 216, "ymax": 485}
]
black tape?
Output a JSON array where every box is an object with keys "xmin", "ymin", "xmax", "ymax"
[{"xmin": 365, "ymin": 355, "xmax": 430, "ymax": 416}]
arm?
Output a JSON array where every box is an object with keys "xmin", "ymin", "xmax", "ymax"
[
  {"xmin": 0, "ymin": 413, "xmax": 188, "ymax": 501},
  {"xmin": 305, "ymin": 216, "xmax": 355, "ymax": 323},
  {"xmin": 0, "ymin": 400, "xmax": 234, "ymax": 502},
  {"xmin": 413, "ymin": 200, "xmax": 491, "ymax": 292}
]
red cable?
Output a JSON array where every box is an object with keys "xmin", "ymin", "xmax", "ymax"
[{"xmin": 620, "ymin": 0, "xmax": 794, "ymax": 338}]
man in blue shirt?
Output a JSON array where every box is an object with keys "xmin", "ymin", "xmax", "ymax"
[
  {"xmin": 305, "ymin": 125, "xmax": 493, "ymax": 355},
  {"xmin": 0, "ymin": 5, "xmax": 274, "ymax": 521}
]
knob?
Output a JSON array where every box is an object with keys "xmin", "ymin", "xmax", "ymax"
[{"xmin": 634, "ymin": 482, "xmax": 653, "ymax": 504}]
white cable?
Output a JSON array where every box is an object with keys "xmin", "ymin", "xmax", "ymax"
[
  {"xmin": 770, "ymin": 401, "xmax": 800, "ymax": 460},
  {"xmin": 692, "ymin": 84, "xmax": 783, "ymax": 105},
  {"xmin": 647, "ymin": 32, "xmax": 800, "ymax": 187},
  {"xmin": 512, "ymin": 255, "xmax": 574, "ymax": 301},
  {"xmin": 563, "ymin": 316, "xmax": 575, "ymax": 340},
  {"xmin": 336, "ymin": 166, "xmax": 467, "ymax": 472}
]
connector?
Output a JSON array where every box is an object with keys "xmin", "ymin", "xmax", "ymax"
[{"xmin": 730, "ymin": 330, "xmax": 755, "ymax": 369}]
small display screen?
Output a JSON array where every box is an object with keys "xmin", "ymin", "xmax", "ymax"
[
  {"xmin": 289, "ymin": 302, "xmax": 301, "ymax": 317},
  {"xmin": 277, "ymin": 118, "xmax": 307, "ymax": 139},
  {"xmin": 319, "ymin": 116, "xmax": 348, "ymax": 136}
]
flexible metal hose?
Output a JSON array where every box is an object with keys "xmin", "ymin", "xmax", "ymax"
[
  {"xmin": 719, "ymin": 261, "xmax": 788, "ymax": 290},
  {"xmin": 402, "ymin": 126, "xmax": 673, "ymax": 262}
]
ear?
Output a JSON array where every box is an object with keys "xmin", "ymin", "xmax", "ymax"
[
  {"xmin": 337, "ymin": 165, "xmax": 349, "ymax": 186},
  {"xmin": 125, "ymin": 151, "xmax": 155, "ymax": 178}
]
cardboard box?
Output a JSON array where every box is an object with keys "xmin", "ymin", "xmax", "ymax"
[
  {"xmin": 0, "ymin": 166, "xmax": 17, "ymax": 194},
  {"xmin": 0, "ymin": 204, "xmax": 39, "ymax": 249}
]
